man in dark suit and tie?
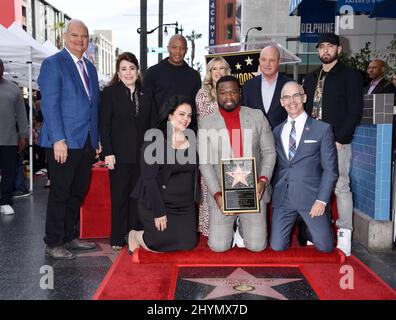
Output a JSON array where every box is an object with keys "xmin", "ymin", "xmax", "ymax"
[
  {"xmin": 38, "ymin": 20, "xmax": 100, "ymax": 259},
  {"xmin": 270, "ymin": 81, "xmax": 338, "ymax": 253},
  {"xmin": 364, "ymin": 59, "xmax": 395, "ymax": 94},
  {"xmin": 242, "ymin": 46, "xmax": 291, "ymax": 129}
]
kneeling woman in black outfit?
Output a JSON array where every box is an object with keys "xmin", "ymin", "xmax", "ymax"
[
  {"xmin": 129, "ymin": 95, "xmax": 199, "ymax": 252},
  {"xmin": 100, "ymin": 52, "xmax": 151, "ymax": 251}
]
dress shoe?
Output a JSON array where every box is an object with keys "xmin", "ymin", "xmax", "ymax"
[
  {"xmin": 0, "ymin": 205, "xmax": 15, "ymax": 215},
  {"xmin": 45, "ymin": 245, "xmax": 75, "ymax": 260},
  {"xmin": 65, "ymin": 239, "xmax": 96, "ymax": 250},
  {"xmin": 127, "ymin": 230, "xmax": 140, "ymax": 255}
]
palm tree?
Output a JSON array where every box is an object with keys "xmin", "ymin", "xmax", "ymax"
[
  {"xmin": 53, "ymin": 21, "xmax": 66, "ymax": 49},
  {"xmin": 186, "ymin": 30, "xmax": 202, "ymax": 68}
]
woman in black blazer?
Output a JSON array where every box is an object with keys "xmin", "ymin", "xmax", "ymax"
[
  {"xmin": 129, "ymin": 95, "xmax": 199, "ymax": 253},
  {"xmin": 100, "ymin": 52, "xmax": 151, "ymax": 250}
]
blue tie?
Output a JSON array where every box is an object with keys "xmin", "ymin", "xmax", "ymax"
[
  {"xmin": 77, "ymin": 60, "xmax": 91, "ymax": 98},
  {"xmin": 289, "ymin": 120, "xmax": 296, "ymax": 160}
]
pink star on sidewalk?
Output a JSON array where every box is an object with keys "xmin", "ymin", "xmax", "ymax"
[{"xmin": 184, "ymin": 268, "xmax": 302, "ymax": 300}]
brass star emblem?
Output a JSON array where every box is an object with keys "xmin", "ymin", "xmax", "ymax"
[
  {"xmin": 226, "ymin": 164, "xmax": 251, "ymax": 187},
  {"xmin": 184, "ymin": 268, "xmax": 303, "ymax": 300}
]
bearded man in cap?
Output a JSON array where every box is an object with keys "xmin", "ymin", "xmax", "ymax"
[{"xmin": 302, "ymin": 33, "xmax": 363, "ymax": 256}]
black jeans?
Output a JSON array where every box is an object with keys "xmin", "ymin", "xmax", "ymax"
[{"xmin": 44, "ymin": 139, "xmax": 95, "ymax": 247}]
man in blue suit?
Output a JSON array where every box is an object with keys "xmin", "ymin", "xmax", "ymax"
[
  {"xmin": 38, "ymin": 20, "xmax": 100, "ymax": 259},
  {"xmin": 270, "ymin": 81, "xmax": 338, "ymax": 253},
  {"xmin": 242, "ymin": 46, "xmax": 291, "ymax": 129}
]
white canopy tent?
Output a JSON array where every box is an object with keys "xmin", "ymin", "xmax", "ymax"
[
  {"xmin": 1, "ymin": 23, "xmax": 52, "ymax": 192},
  {"xmin": 42, "ymin": 40, "xmax": 61, "ymax": 55}
]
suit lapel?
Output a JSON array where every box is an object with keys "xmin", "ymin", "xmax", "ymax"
[
  {"xmin": 372, "ymin": 79, "xmax": 385, "ymax": 94},
  {"xmin": 255, "ymin": 76, "xmax": 265, "ymax": 111},
  {"xmin": 61, "ymin": 50, "xmax": 90, "ymax": 102},
  {"xmin": 291, "ymin": 117, "xmax": 312, "ymax": 162},
  {"xmin": 275, "ymin": 121, "xmax": 288, "ymax": 163},
  {"xmin": 267, "ymin": 74, "xmax": 283, "ymax": 114}
]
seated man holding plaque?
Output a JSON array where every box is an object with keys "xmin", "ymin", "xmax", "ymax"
[
  {"xmin": 270, "ymin": 81, "xmax": 338, "ymax": 253},
  {"xmin": 198, "ymin": 75, "xmax": 276, "ymax": 252}
]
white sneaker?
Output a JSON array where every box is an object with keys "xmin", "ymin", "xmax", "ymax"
[
  {"xmin": 307, "ymin": 240, "xmax": 314, "ymax": 246},
  {"xmin": 337, "ymin": 228, "xmax": 352, "ymax": 256},
  {"xmin": 232, "ymin": 227, "xmax": 245, "ymax": 248},
  {"xmin": 0, "ymin": 205, "xmax": 15, "ymax": 215}
]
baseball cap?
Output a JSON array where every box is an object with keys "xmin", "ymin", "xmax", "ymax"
[{"xmin": 316, "ymin": 33, "xmax": 340, "ymax": 48}]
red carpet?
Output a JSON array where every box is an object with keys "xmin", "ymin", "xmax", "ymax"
[
  {"xmin": 93, "ymin": 248, "xmax": 396, "ymax": 300},
  {"xmin": 80, "ymin": 165, "xmax": 111, "ymax": 239},
  {"xmin": 133, "ymin": 235, "xmax": 345, "ymax": 264},
  {"xmin": 92, "ymin": 235, "xmax": 396, "ymax": 300}
]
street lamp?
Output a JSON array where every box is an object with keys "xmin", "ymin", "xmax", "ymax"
[
  {"xmin": 137, "ymin": 21, "xmax": 184, "ymax": 71},
  {"xmin": 137, "ymin": 22, "xmax": 183, "ymax": 35},
  {"xmin": 244, "ymin": 26, "xmax": 262, "ymax": 50}
]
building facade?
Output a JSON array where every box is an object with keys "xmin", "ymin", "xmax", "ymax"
[
  {"xmin": 209, "ymin": 0, "xmax": 396, "ymax": 77},
  {"xmin": 0, "ymin": 0, "xmax": 71, "ymax": 47},
  {"xmin": 89, "ymin": 30, "xmax": 115, "ymax": 78}
]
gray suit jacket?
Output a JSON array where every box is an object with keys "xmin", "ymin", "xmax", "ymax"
[
  {"xmin": 0, "ymin": 79, "xmax": 28, "ymax": 146},
  {"xmin": 198, "ymin": 106, "xmax": 276, "ymax": 203},
  {"xmin": 272, "ymin": 116, "xmax": 338, "ymax": 211}
]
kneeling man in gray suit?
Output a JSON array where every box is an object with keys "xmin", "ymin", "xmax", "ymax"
[
  {"xmin": 199, "ymin": 75, "xmax": 276, "ymax": 252},
  {"xmin": 271, "ymin": 81, "xmax": 338, "ymax": 253}
]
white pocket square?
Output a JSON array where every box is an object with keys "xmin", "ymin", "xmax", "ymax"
[{"xmin": 304, "ymin": 140, "xmax": 318, "ymax": 143}]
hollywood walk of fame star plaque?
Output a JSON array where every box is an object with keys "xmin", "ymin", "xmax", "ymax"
[
  {"xmin": 220, "ymin": 157, "xmax": 259, "ymax": 214},
  {"xmin": 172, "ymin": 266, "xmax": 319, "ymax": 300}
]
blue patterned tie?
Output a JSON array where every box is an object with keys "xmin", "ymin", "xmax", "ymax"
[
  {"xmin": 289, "ymin": 120, "xmax": 296, "ymax": 160},
  {"xmin": 77, "ymin": 60, "xmax": 91, "ymax": 98}
]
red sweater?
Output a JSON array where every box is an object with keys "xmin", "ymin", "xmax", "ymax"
[{"xmin": 219, "ymin": 105, "xmax": 242, "ymax": 158}]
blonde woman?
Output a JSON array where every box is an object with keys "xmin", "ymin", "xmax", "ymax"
[{"xmin": 196, "ymin": 57, "xmax": 231, "ymax": 236}]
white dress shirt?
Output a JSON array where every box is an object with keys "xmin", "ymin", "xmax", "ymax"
[
  {"xmin": 261, "ymin": 73, "xmax": 278, "ymax": 113},
  {"xmin": 281, "ymin": 111, "xmax": 308, "ymax": 159},
  {"xmin": 65, "ymin": 47, "xmax": 91, "ymax": 97}
]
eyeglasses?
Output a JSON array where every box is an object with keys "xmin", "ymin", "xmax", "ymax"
[{"xmin": 281, "ymin": 93, "xmax": 304, "ymax": 102}]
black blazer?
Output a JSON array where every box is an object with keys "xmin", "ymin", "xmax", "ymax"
[
  {"xmin": 364, "ymin": 78, "xmax": 396, "ymax": 94},
  {"xmin": 242, "ymin": 73, "xmax": 290, "ymax": 129},
  {"xmin": 99, "ymin": 81, "xmax": 151, "ymax": 163},
  {"xmin": 131, "ymin": 140, "xmax": 200, "ymax": 218}
]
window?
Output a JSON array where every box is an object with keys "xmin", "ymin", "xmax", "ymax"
[
  {"xmin": 226, "ymin": 24, "xmax": 233, "ymax": 40},
  {"xmin": 226, "ymin": 2, "xmax": 233, "ymax": 18}
]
